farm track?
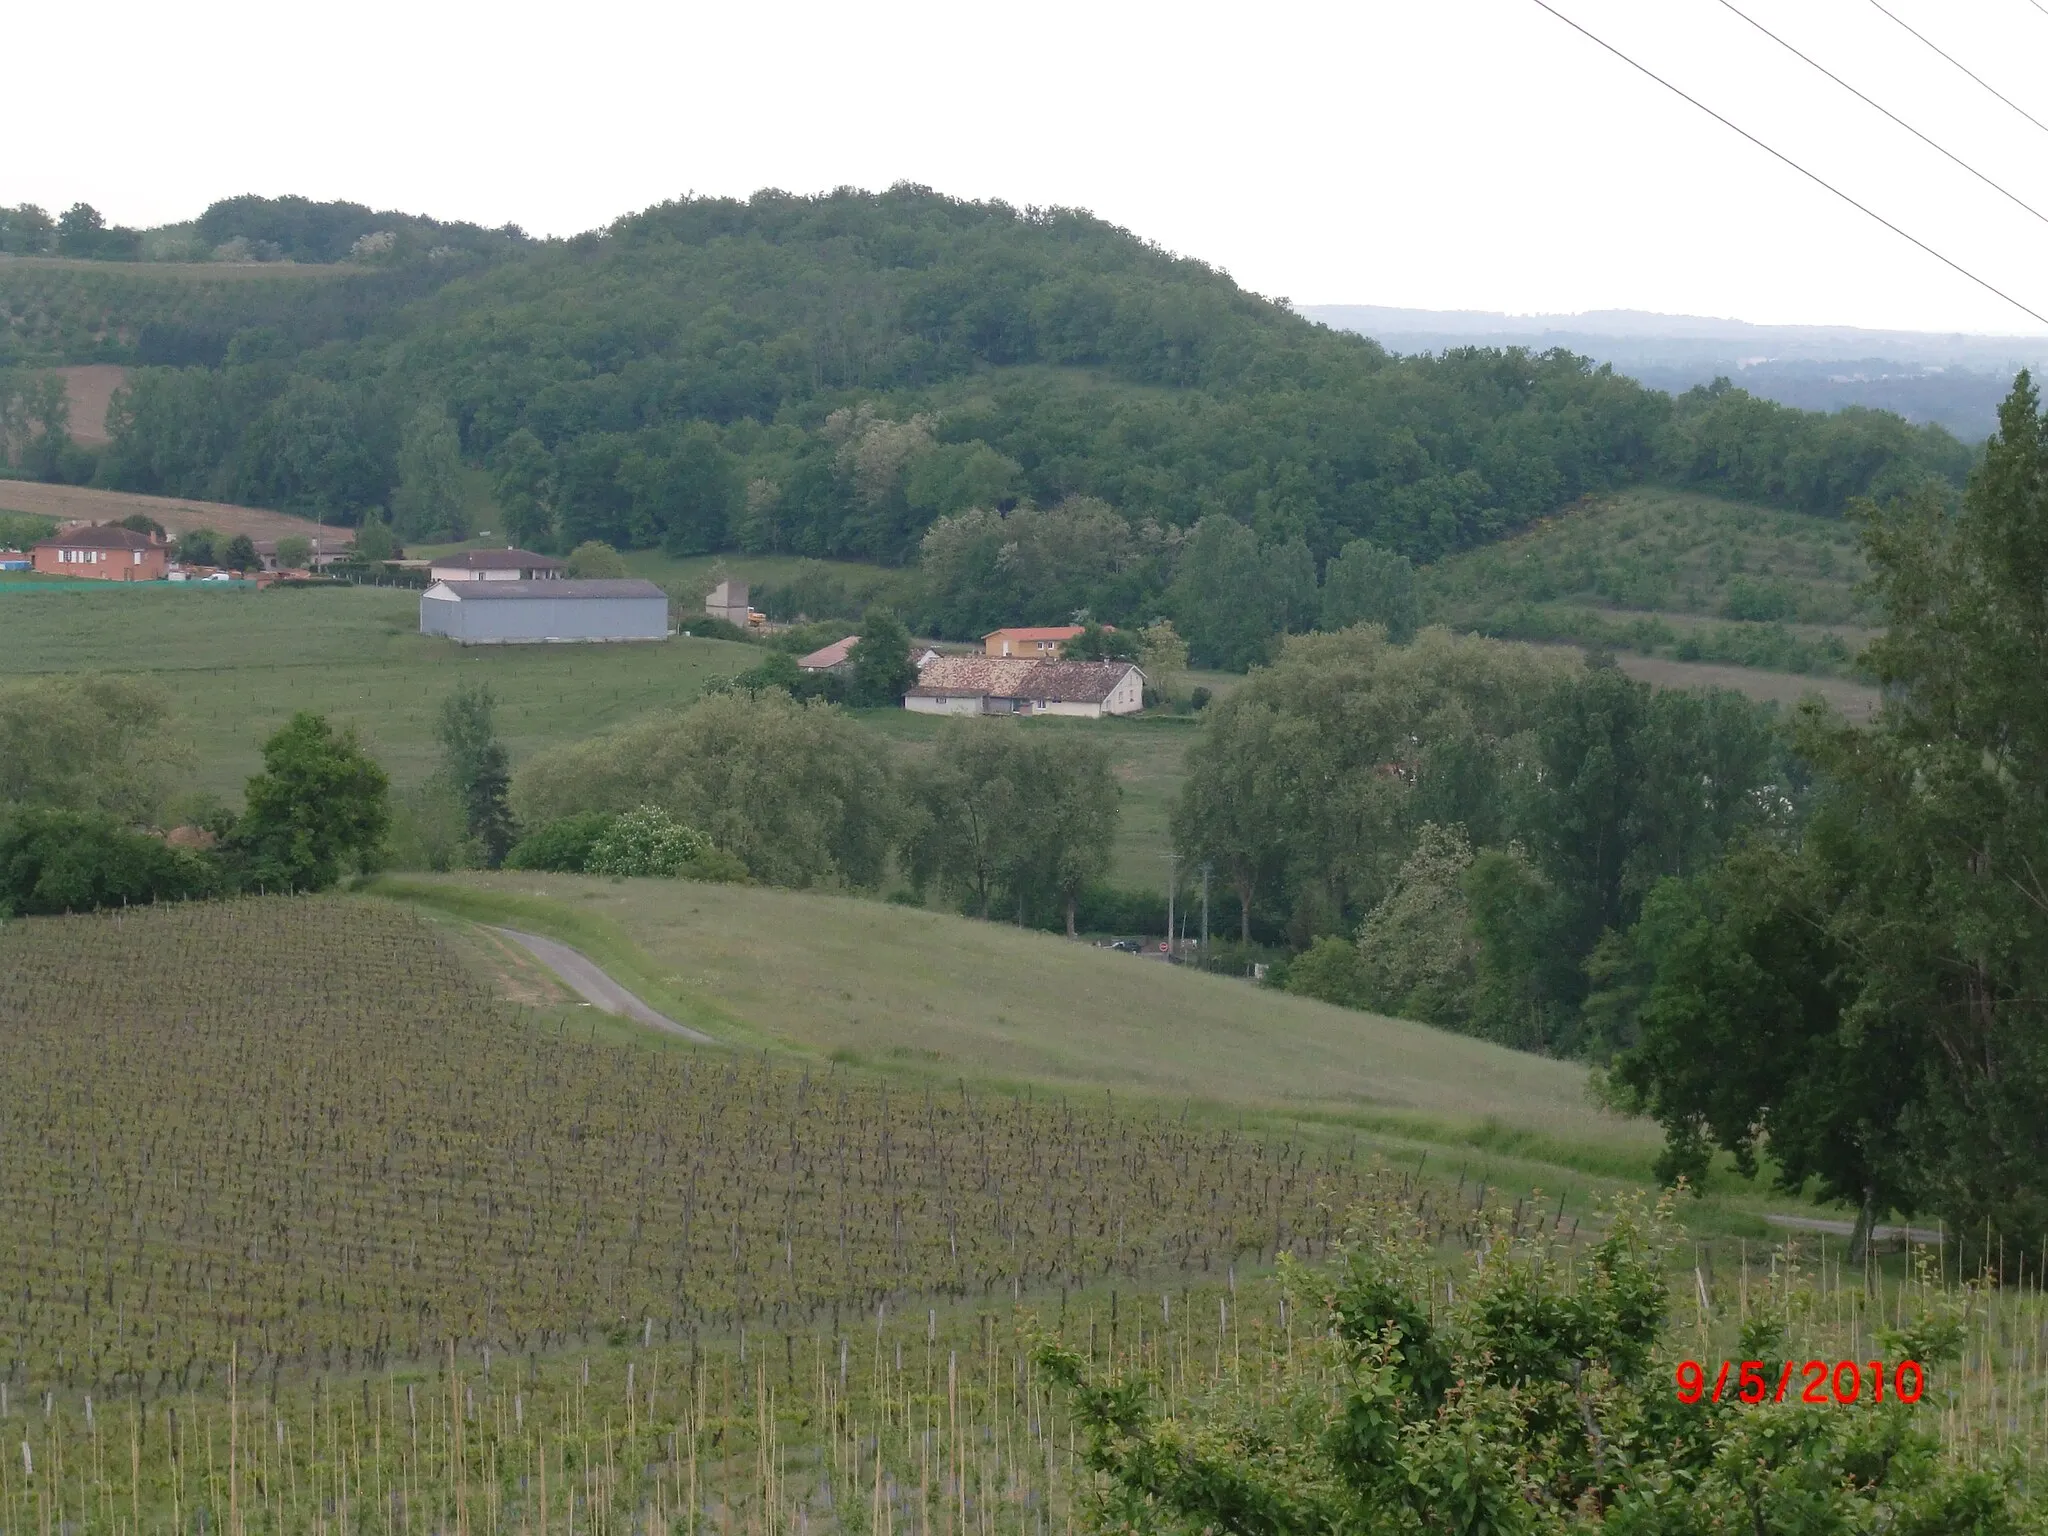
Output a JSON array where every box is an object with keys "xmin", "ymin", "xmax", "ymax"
[{"xmin": 491, "ymin": 925, "xmax": 716, "ymax": 1043}]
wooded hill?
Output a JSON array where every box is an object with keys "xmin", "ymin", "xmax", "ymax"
[{"xmin": 2, "ymin": 189, "xmax": 1977, "ymax": 650}]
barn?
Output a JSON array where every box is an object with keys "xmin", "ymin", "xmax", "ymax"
[{"xmin": 419, "ymin": 579, "xmax": 670, "ymax": 644}]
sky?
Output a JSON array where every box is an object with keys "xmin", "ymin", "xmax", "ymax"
[{"xmin": 12, "ymin": 0, "xmax": 2048, "ymax": 334}]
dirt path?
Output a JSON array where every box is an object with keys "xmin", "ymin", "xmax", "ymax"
[
  {"xmin": 1765, "ymin": 1213, "xmax": 1942, "ymax": 1244},
  {"xmin": 490, "ymin": 927, "xmax": 716, "ymax": 1044}
]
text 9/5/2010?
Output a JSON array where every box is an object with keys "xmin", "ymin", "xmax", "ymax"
[{"xmin": 1676, "ymin": 1359, "xmax": 1925, "ymax": 1405}]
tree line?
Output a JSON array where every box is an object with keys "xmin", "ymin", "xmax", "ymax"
[{"xmin": 3, "ymin": 188, "xmax": 1973, "ymax": 637}]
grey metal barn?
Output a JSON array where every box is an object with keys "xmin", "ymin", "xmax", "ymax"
[{"xmin": 419, "ymin": 579, "xmax": 670, "ymax": 644}]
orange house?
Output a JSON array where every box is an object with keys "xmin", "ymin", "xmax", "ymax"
[
  {"xmin": 982, "ymin": 624, "xmax": 1101, "ymax": 658},
  {"xmin": 31, "ymin": 524, "xmax": 167, "ymax": 581}
]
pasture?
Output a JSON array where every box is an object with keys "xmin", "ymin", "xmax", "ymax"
[
  {"xmin": 0, "ymin": 583, "xmax": 756, "ymax": 798},
  {"xmin": 0, "ymin": 479, "xmax": 336, "ymax": 543}
]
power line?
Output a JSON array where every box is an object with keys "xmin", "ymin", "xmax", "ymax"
[
  {"xmin": 1717, "ymin": 0, "xmax": 2048, "ymax": 232},
  {"xmin": 1526, "ymin": 0, "xmax": 2048, "ymax": 328},
  {"xmin": 1866, "ymin": 0, "xmax": 2048, "ymax": 139}
]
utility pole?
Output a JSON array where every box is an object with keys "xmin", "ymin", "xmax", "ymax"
[
  {"xmin": 1165, "ymin": 852, "xmax": 1178, "ymax": 961},
  {"xmin": 1200, "ymin": 861, "xmax": 1211, "ymax": 967}
]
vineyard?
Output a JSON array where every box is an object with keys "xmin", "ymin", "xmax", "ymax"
[
  {"xmin": 1, "ymin": 898, "xmax": 2041, "ymax": 1531},
  {"xmin": 0, "ymin": 897, "xmax": 1370, "ymax": 1394}
]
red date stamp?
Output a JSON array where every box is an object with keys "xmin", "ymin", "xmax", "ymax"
[{"xmin": 1675, "ymin": 1359, "xmax": 1924, "ymax": 1405}]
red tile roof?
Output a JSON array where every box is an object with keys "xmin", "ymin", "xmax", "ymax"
[
  {"xmin": 982, "ymin": 625, "xmax": 1088, "ymax": 643},
  {"xmin": 909, "ymin": 657, "xmax": 1141, "ymax": 704},
  {"xmin": 797, "ymin": 635, "xmax": 859, "ymax": 670}
]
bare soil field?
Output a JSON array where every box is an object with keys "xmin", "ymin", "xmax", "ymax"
[
  {"xmin": 0, "ymin": 481, "xmax": 340, "ymax": 543},
  {"xmin": 54, "ymin": 364, "xmax": 128, "ymax": 444}
]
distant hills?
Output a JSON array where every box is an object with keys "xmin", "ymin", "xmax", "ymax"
[{"xmin": 1303, "ymin": 305, "xmax": 2048, "ymax": 438}]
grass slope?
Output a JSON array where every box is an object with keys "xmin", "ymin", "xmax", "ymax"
[
  {"xmin": 0, "ymin": 585, "xmax": 755, "ymax": 797},
  {"xmin": 0, "ymin": 479, "xmax": 339, "ymax": 542},
  {"xmin": 379, "ymin": 873, "xmax": 1659, "ymax": 1170}
]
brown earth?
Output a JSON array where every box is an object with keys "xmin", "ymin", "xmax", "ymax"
[
  {"xmin": 0, "ymin": 482, "xmax": 343, "ymax": 544},
  {"xmin": 54, "ymin": 364, "xmax": 129, "ymax": 445}
]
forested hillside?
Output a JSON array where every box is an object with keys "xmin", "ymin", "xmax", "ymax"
[{"xmin": 3, "ymin": 188, "xmax": 1978, "ymax": 657}]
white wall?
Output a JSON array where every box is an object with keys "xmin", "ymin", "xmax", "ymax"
[{"xmin": 905, "ymin": 694, "xmax": 987, "ymax": 715}]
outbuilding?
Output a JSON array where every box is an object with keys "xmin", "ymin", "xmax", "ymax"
[{"xmin": 420, "ymin": 578, "xmax": 669, "ymax": 644}]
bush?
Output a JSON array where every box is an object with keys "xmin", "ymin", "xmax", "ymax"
[
  {"xmin": 0, "ymin": 810, "xmax": 218, "ymax": 917},
  {"xmin": 585, "ymin": 806, "xmax": 712, "ymax": 876},
  {"xmin": 1282, "ymin": 933, "xmax": 1371, "ymax": 1006},
  {"xmin": 677, "ymin": 614, "xmax": 752, "ymax": 641},
  {"xmin": 506, "ymin": 811, "xmax": 618, "ymax": 873},
  {"xmin": 565, "ymin": 540, "xmax": 626, "ymax": 579}
]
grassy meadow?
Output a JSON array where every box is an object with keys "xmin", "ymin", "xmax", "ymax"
[{"xmin": 0, "ymin": 583, "xmax": 757, "ymax": 799}]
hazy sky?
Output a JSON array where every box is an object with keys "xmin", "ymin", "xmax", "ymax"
[{"xmin": 14, "ymin": 0, "xmax": 2048, "ymax": 334}]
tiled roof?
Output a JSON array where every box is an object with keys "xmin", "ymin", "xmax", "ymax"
[
  {"xmin": 797, "ymin": 635, "xmax": 859, "ymax": 670},
  {"xmin": 424, "ymin": 579, "xmax": 666, "ymax": 601},
  {"xmin": 908, "ymin": 657, "xmax": 1140, "ymax": 704},
  {"xmin": 32, "ymin": 524, "xmax": 158, "ymax": 550},
  {"xmin": 982, "ymin": 625, "xmax": 1088, "ymax": 643}
]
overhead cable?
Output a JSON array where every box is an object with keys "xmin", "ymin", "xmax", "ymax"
[
  {"xmin": 1526, "ymin": 0, "xmax": 2048, "ymax": 328},
  {"xmin": 1718, "ymin": 0, "xmax": 2048, "ymax": 232},
  {"xmin": 1866, "ymin": 0, "xmax": 2048, "ymax": 139}
]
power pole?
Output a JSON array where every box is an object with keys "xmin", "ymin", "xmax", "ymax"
[
  {"xmin": 1165, "ymin": 852, "xmax": 1178, "ymax": 960},
  {"xmin": 1200, "ymin": 861, "xmax": 1211, "ymax": 966}
]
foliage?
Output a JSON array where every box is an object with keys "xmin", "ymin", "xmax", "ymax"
[
  {"xmin": 901, "ymin": 719, "xmax": 1120, "ymax": 931},
  {"xmin": 564, "ymin": 538, "xmax": 626, "ymax": 578},
  {"xmin": 585, "ymin": 804, "xmax": 722, "ymax": 877},
  {"xmin": 230, "ymin": 711, "xmax": 391, "ymax": 892},
  {"xmin": 512, "ymin": 691, "xmax": 895, "ymax": 887},
  {"xmin": 352, "ymin": 515, "xmax": 398, "ymax": 562},
  {"xmin": 390, "ymin": 400, "xmax": 468, "ymax": 540},
  {"xmin": 1615, "ymin": 374, "xmax": 2048, "ymax": 1262},
  {"xmin": 223, "ymin": 532, "xmax": 257, "ymax": 571},
  {"xmin": 1320, "ymin": 537, "xmax": 1421, "ymax": 643},
  {"xmin": 504, "ymin": 809, "xmax": 619, "ymax": 873},
  {"xmin": 915, "ymin": 497, "xmax": 1181, "ymax": 640},
  {"xmin": 1066, "ymin": 621, "xmax": 1141, "ymax": 662},
  {"xmin": 435, "ymin": 681, "xmax": 516, "ymax": 867},
  {"xmin": 272, "ymin": 533, "xmax": 312, "ymax": 569},
  {"xmin": 0, "ymin": 808, "xmax": 218, "ymax": 916},
  {"xmin": 1042, "ymin": 1192, "xmax": 2038, "ymax": 1536},
  {"xmin": 1355, "ymin": 821, "xmax": 1478, "ymax": 1024},
  {"xmin": 0, "ymin": 673, "xmax": 189, "ymax": 822},
  {"xmin": 1282, "ymin": 934, "xmax": 1372, "ymax": 1007},
  {"xmin": 850, "ymin": 607, "xmax": 918, "ymax": 706},
  {"xmin": 0, "ymin": 510, "xmax": 57, "ymax": 551}
]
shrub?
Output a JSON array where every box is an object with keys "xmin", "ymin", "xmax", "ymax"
[
  {"xmin": 506, "ymin": 811, "xmax": 618, "ymax": 873},
  {"xmin": 585, "ymin": 805, "xmax": 713, "ymax": 877},
  {"xmin": 0, "ymin": 809, "xmax": 218, "ymax": 917},
  {"xmin": 1283, "ymin": 933, "xmax": 1371, "ymax": 1006},
  {"xmin": 565, "ymin": 540, "xmax": 626, "ymax": 579}
]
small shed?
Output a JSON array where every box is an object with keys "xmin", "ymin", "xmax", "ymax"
[
  {"xmin": 420, "ymin": 578, "xmax": 669, "ymax": 644},
  {"xmin": 797, "ymin": 635, "xmax": 859, "ymax": 673}
]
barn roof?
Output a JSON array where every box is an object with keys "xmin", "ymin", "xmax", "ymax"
[
  {"xmin": 423, "ymin": 579, "xmax": 666, "ymax": 601},
  {"xmin": 32, "ymin": 524, "xmax": 160, "ymax": 551}
]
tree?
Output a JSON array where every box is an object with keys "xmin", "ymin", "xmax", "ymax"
[
  {"xmin": 849, "ymin": 608, "xmax": 917, "ymax": 706},
  {"xmin": 1135, "ymin": 619, "xmax": 1189, "ymax": 696},
  {"xmin": 232, "ymin": 713, "xmax": 390, "ymax": 892},
  {"xmin": 512, "ymin": 691, "xmax": 895, "ymax": 888},
  {"xmin": 0, "ymin": 810, "xmax": 218, "ymax": 917},
  {"xmin": 1025, "ymin": 734, "xmax": 1120, "ymax": 936},
  {"xmin": 0, "ymin": 674, "xmax": 188, "ymax": 823},
  {"xmin": 1167, "ymin": 515, "xmax": 1275, "ymax": 671},
  {"xmin": 391, "ymin": 402, "xmax": 468, "ymax": 541},
  {"xmin": 117, "ymin": 513, "xmax": 165, "ymax": 539},
  {"xmin": 1064, "ymin": 622, "xmax": 1139, "ymax": 663},
  {"xmin": 274, "ymin": 535, "xmax": 312, "ymax": 571},
  {"xmin": 435, "ymin": 682, "xmax": 516, "ymax": 868},
  {"xmin": 1355, "ymin": 821, "xmax": 1478, "ymax": 1025},
  {"xmin": 352, "ymin": 517, "xmax": 398, "ymax": 562},
  {"xmin": 1614, "ymin": 372, "xmax": 2048, "ymax": 1264},
  {"xmin": 565, "ymin": 540, "xmax": 626, "ymax": 578},
  {"xmin": 1320, "ymin": 538, "xmax": 1420, "ymax": 642},
  {"xmin": 172, "ymin": 527, "xmax": 219, "ymax": 565},
  {"xmin": 56, "ymin": 202, "xmax": 106, "ymax": 256},
  {"xmin": 491, "ymin": 428, "xmax": 556, "ymax": 550},
  {"xmin": 0, "ymin": 204, "xmax": 54, "ymax": 256},
  {"xmin": 223, "ymin": 534, "xmax": 258, "ymax": 572}
]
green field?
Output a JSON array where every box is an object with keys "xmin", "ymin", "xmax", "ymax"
[{"xmin": 0, "ymin": 584, "xmax": 756, "ymax": 798}]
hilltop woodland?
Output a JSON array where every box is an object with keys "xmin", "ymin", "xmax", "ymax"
[{"xmin": 1, "ymin": 189, "xmax": 1974, "ymax": 664}]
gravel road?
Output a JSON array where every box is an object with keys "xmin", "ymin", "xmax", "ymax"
[{"xmin": 491, "ymin": 928, "xmax": 716, "ymax": 1044}]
